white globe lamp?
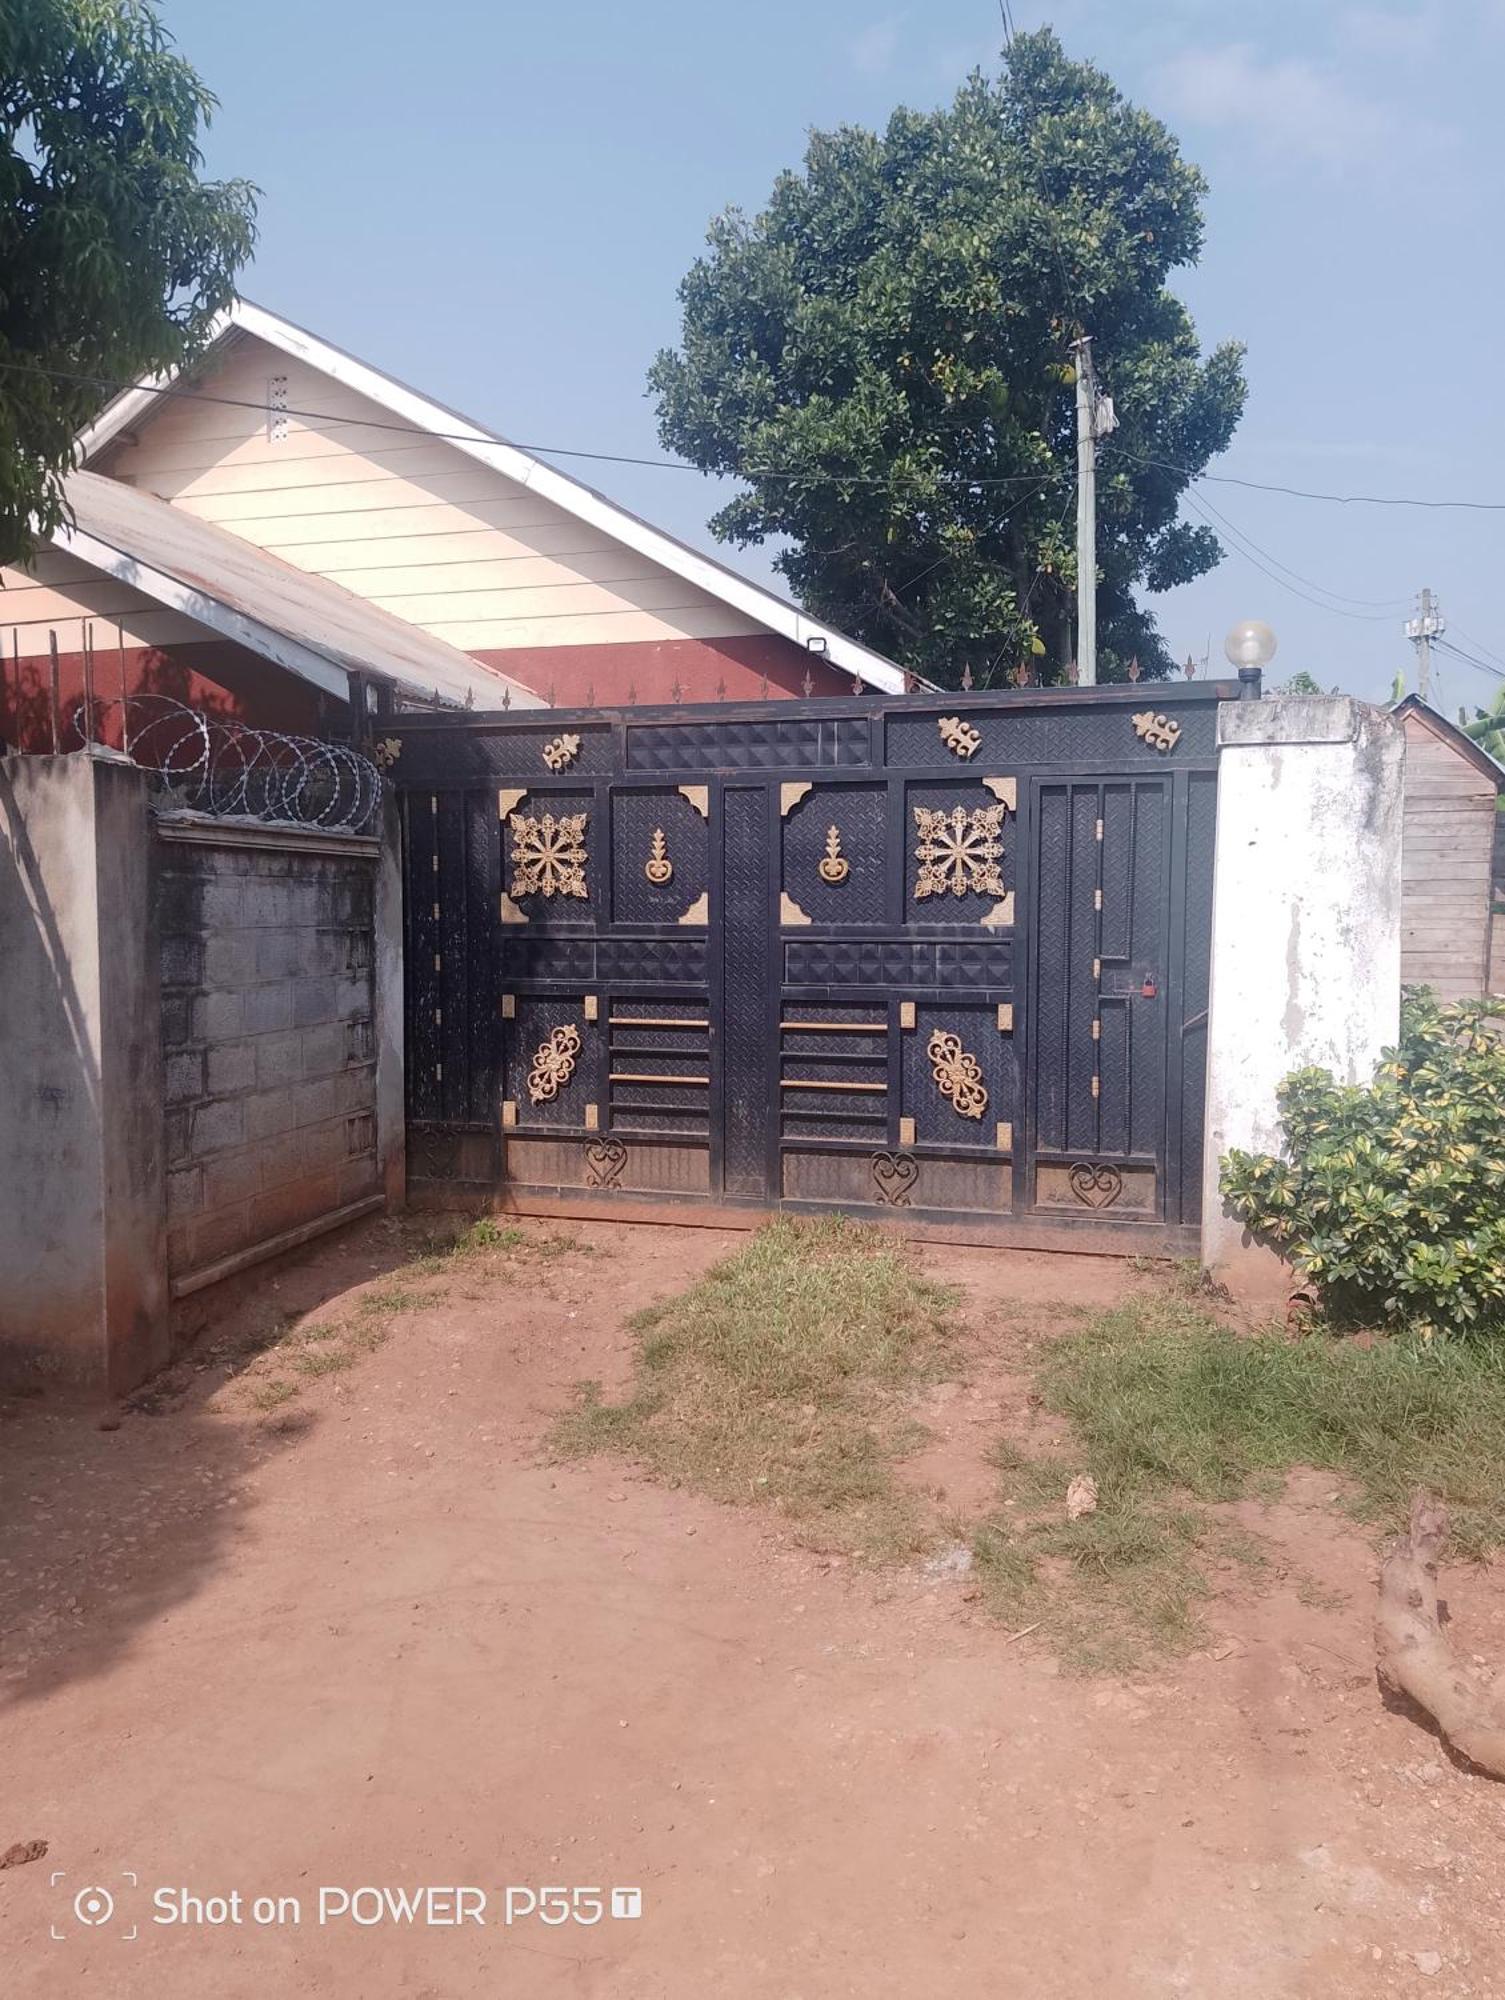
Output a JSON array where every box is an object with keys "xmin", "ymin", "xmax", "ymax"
[{"xmin": 1223, "ymin": 620, "xmax": 1278, "ymax": 672}]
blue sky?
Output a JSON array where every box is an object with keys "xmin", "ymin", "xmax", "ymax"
[{"xmin": 169, "ymin": 0, "xmax": 1505, "ymax": 711}]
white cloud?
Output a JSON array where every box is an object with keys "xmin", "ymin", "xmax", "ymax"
[
  {"xmin": 850, "ymin": 19, "xmax": 901, "ymax": 77},
  {"xmin": 1154, "ymin": 42, "xmax": 1393, "ymax": 170}
]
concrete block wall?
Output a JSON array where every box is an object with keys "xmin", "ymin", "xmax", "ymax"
[{"xmin": 157, "ymin": 824, "xmax": 385, "ymax": 1282}]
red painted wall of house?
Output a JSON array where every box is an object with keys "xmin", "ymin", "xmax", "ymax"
[
  {"xmin": 466, "ymin": 633, "xmax": 858, "ymax": 708},
  {"xmin": 1, "ymin": 630, "xmax": 873, "ymax": 753},
  {"xmin": 0, "ymin": 645, "xmax": 326, "ymax": 751}
]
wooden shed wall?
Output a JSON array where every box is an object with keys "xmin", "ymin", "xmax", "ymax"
[
  {"xmin": 92, "ymin": 335, "xmax": 768, "ymax": 658},
  {"xmin": 1400, "ymin": 713, "xmax": 1498, "ymax": 1000}
]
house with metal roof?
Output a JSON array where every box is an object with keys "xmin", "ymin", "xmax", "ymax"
[{"xmin": 0, "ymin": 300, "xmax": 906, "ymax": 748}]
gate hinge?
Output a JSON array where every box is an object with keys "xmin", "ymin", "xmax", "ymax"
[{"xmin": 1095, "ymin": 817, "xmax": 1104, "ymax": 842}]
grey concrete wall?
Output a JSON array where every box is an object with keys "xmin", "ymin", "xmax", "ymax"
[
  {"xmin": 0, "ymin": 754, "xmax": 167, "ymax": 1394},
  {"xmin": 156, "ymin": 821, "xmax": 387, "ymax": 1285},
  {"xmin": 1201, "ymin": 697, "xmax": 1405, "ymax": 1296}
]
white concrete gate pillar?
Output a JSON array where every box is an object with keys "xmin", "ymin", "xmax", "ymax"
[{"xmin": 1201, "ymin": 696, "xmax": 1404, "ymax": 1296}]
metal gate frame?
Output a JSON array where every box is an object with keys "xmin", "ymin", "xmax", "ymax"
[{"xmin": 391, "ymin": 681, "xmax": 1238, "ymax": 1254}]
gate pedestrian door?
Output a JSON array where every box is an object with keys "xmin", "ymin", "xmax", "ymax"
[{"xmin": 395, "ymin": 684, "xmax": 1226, "ymax": 1253}]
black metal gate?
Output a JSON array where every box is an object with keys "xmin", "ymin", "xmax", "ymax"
[{"xmin": 392, "ymin": 683, "xmax": 1230, "ymax": 1253}]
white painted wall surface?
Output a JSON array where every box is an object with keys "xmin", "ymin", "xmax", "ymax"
[{"xmin": 1201, "ymin": 696, "xmax": 1404, "ymax": 1291}]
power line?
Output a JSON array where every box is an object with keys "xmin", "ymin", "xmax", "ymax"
[
  {"xmin": 1434, "ymin": 636, "xmax": 1505, "ymax": 685},
  {"xmin": 0, "ymin": 355, "xmax": 1061, "ymax": 492},
  {"xmin": 1446, "ymin": 621, "xmax": 1505, "ymax": 674},
  {"xmin": 22, "ymin": 350, "xmax": 1505, "ymax": 517},
  {"xmin": 1187, "ymin": 487, "xmax": 1410, "ymax": 612},
  {"xmin": 1107, "ymin": 441, "xmax": 1505, "ymax": 514},
  {"xmin": 1182, "ymin": 489, "xmax": 1398, "ymax": 623}
]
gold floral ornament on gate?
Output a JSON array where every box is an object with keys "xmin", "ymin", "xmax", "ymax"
[
  {"xmin": 927, "ymin": 1028, "xmax": 989, "ymax": 1120},
  {"xmin": 527, "ymin": 1023, "xmax": 582, "ymax": 1104},
  {"xmin": 541, "ymin": 732, "xmax": 581, "ymax": 772},
  {"xmin": 508, "ymin": 810, "xmax": 589, "ymax": 900},
  {"xmin": 644, "ymin": 827, "xmax": 674, "ymax": 885},
  {"xmin": 937, "ymin": 715, "xmax": 981, "ymax": 760},
  {"xmin": 817, "ymin": 825, "xmax": 850, "ymax": 884},
  {"xmin": 913, "ymin": 802, "xmax": 1007, "ymax": 902},
  {"xmin": 1131, "ymin": 710, "xmax": 1182, "ymax": 754}
]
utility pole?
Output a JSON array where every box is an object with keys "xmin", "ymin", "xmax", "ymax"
[
  {"xmin": 1072, "ymin": 336, "xmax": 1117, "ymax": 687},
  {"xmin": 1405, "ymin": 587, "xmax": 1444, "ymax": 702}
]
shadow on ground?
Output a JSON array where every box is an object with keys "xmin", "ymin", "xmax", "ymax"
[{"xmin": 0, "ymin": 1212, "xmax": 454, "ymax": 1714}]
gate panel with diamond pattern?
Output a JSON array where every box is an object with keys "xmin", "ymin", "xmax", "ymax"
[{"xmin": 393, "ymin": 684, "xmax": 1230, "ymax": 1252}]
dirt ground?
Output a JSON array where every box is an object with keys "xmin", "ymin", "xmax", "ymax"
[{"xmin": 2, "ymin": 1216, "xmax": 1503, "ymax": 1998}]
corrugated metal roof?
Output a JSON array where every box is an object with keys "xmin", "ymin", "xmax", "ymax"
[{"xmin": 52, "ymin": 470, "xmax": 542, "ymax": 711}]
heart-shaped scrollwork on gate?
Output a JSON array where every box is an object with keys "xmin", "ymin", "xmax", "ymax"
[
  {"xmin": 871, "ymin": 1151, "xmax": 919, "ymax": 1207},
  {"xmin": 1068, "ymin": 1162, "xmax": 1124, "ymax": 1209},
  {"xmin": 585, "ymin": 1137, "xmax": 628, "ymax": 1188}
]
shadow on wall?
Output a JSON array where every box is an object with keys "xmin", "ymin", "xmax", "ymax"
[
  {"xmin": 0, "ymin": 1214, "xmax": 428, "ymax": 1714},
  {"xmin": 0, "ymin": 760, "xmax": 104, "ymax": 1386},
  {"xmin": 0, "ymin": 647, "xmax": 242, "ymax": 754}
]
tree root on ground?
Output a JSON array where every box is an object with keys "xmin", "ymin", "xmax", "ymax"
[{"xmin": 1375, "ymin": 1491, "xmax": 1505, "ymax": 1779}]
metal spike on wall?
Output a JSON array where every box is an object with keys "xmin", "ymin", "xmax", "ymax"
[
  {"xmin": 670, "ymin": 676, "xmax": 684, "ymax": 705},
  {"xmin": 546, "ymin": 679, "xmax": 557, "ymax": 706},
  {"xmin": 1185, "ymin": 655, "xmax": 1197, "ymax": 680},
  {"xmin": 585, "ymin": 682, "xmax": 596, "ymax": 708},
  {"xmin": 715, "ymin": 676, "xmax": 727, "ymax": 702},
  {"xmin": 852, "ymin": 673, "xmax": 864, "ymax": 696},
  {"xmin": 501, "ymin": 686, "xmax": 511, "ymax": 709},
  {"xmin": 961, "ymin": 662, "xmax": 974, "ymax": 691},
  {"xmin": 1127, "ymin": 655, "xmax": 1141, "ymax": 683},
  {"xmin": 759, "ymin": 672, "xmax": 770, "ymax": 701},
  {"xmin": 802, "ymin": 667, "xmax": 814, "ymax": 698},
  {"xmin": 627, "ymin": 681, "xmax": 638, "ymax": 707}
]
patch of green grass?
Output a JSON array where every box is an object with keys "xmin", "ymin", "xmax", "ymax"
[
  {"xmin": 247, "ymin": 1377, "xmax": 297, "ymax": 1412},
  {"xmin": 289, "ymin": 1344, "xmax": 356, "ymax": 1378},
  {"xmin": 406, "ymin": 1219, "xmax": 587, "ymax": 1270},
  {"xmin": 1045, "ymin": 1294, "xmax": 1505, "ymax": 1555},
  {"xmin": 294, "ymin": 1317, "xmax": 344, "ymax": 1344},
  {"xmin": 552, "ymin": 1215, "xmax": 959, "ymax": 1560},
  {"xmin": 358, "ymin": 1283, "xmax": 423, "ymax": 1318},
  {"xmin": 973, "ymin": 1292, "xmax": 1505, "ymax": 1669},
  {"xmin": 455, "ymin": 1218, "xmax": 526, "ymax": 1254}
]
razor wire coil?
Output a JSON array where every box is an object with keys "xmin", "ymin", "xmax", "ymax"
[{"xmin": 74, "ymin": 696, "xmax": 383, "ymax": 835}]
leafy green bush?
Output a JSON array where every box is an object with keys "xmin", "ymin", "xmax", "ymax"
[{"xmin": 1220, "ymin": 989, "xmax": 1505, "ymax": 1338}]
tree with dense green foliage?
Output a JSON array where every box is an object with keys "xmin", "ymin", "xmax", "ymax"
[
  {"xmin": 650, "ymin": 29, "xmax": 1245, "ymax": 689},
  {"xmin": 0, "ymin": 0, "xmax": 256, "ymax": 563},
  {"xmin": 1221, "ymin": 990, "xmax": 1505, "ymax": 1341}
]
